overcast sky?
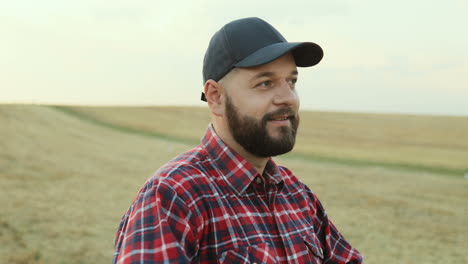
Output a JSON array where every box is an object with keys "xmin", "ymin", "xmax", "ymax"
[{"xmin": 1, "ymin": 0, "xmax": 467, "ymax": 116}]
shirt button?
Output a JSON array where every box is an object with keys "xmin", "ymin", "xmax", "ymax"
[
  {"xmin": 255, "ymin": 177, "xmax": 262, "ymax": 184},
  {"xmin": 319, "ymin": 248, "xmax": 323, "ymax": 255}
]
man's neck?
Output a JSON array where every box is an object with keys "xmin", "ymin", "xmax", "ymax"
[
  {"xmin": 232, "ymin": 142, "xmax": 269, "ymax": 175},
  {"xmin": 212, "ymin": 123, "xmax": 269, "ymax": 175}
]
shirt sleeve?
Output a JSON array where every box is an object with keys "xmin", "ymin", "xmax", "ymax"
[
  {"xmin": 306, "ymin": 187, "xmax": 364, "ymax": 263},
  {"xmin": 113, "ymin": 179, "xmax": 200, "ymax": 264}
]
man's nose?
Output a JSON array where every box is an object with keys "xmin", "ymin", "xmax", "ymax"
[{"xmin": 272, "ymin": 80, "xmax": 298, "ymax": 106}]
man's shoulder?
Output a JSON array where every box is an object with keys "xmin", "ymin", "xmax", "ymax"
[
  {"xmin": 120, "ymin": 146, "xmax": 217, "ymax": 220},
  {"xmin": 141, "ymin": 145, "xmax": 216, "ymax": 196},
  {"xmin": 154, "ymin": 145, "xmax": 210, "ymax": 177}
]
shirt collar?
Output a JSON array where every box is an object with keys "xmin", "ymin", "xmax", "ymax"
[
  {"xmin": 263, "ymin": 158, "xmax": 285, "ymax": 186},
  {"xmin": 201, "ymin": 124, "xmax": 284, "ymax": 195}
]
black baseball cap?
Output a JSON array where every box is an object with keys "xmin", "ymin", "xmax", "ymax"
[{"xmin": 201, "ymin": 17, "xmax": 323, "ymax": 101}]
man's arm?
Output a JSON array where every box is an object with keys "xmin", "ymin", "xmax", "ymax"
[{"xmin": 113, "ymin": 180, "xmax": 199, "ymax": 264}]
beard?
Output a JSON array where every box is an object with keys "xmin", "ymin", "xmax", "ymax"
[{"xmin": 225, "ymin": 95, "xmax": 299, "ymax": 157}]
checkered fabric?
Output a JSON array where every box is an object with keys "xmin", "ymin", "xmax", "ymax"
[{"xmin": 113, "ymin": 124, "xmax": 363, "ymax": 263}]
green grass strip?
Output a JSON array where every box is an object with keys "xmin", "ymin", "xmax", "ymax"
[
  {"xmin": 282, "ymin": 152, "xmax": 466, "ymax": 177},
  {"xmin": 51, "ymin": 105, "xmax": 467, "ymax": 177},
  {"xmin": 49, "ymin": 105, "xmax": 199, "ymax": 145}
]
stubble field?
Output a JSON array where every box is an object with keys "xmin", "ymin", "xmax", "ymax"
[{"xmin": 1, "ymin": 104, "xmax": 467, "ymax": 263}]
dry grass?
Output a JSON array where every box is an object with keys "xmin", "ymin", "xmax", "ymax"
[
  {"xmin": 0, "ymin": 105, "xmax": 192, "ymax": 263},
  {"xmin": 1, "ymin": 104, "xmax": 467, "ymax": 263}
]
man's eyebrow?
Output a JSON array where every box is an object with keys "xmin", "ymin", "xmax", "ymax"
[
  {"xmin": 251, "ymin": 70, "xmax": 298, "ymax": 81},
  {"xmin": 251, "ymin": 71, "xmax": 274, "ymax": 81}
]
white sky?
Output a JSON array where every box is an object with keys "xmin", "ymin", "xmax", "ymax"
[{"xmin": 1, "ymin": 0, "xmax": 467, "ymax": 116}]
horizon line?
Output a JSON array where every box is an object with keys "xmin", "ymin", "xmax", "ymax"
[{"xmin": 1, "ymin": 101, "xmax": 467, "ymax": 118}]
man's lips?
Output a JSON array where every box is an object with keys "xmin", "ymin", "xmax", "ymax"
[
  {"xmin": 269, "ymin": 113, "xmax": 294, "ymax": 121},
  {"xmin": 268, "ymin": 115, "xmax": 292, "ymax": 126},
  {"xmin": 263, "ymin": 108, "xmax": 296, "ymax": 126},
  {"xmin": 268, "ymin": 119, "xmax": 291, "ymax": 126}
]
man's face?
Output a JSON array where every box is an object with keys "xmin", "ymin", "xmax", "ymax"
[{"xmin": 221, "ymin": 53, "xmax": 300, "ymax": 157}]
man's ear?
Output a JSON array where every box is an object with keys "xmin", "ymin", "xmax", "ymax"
[{"xmin": 204, "ymin": 80, "xmax": 224, "ymax": 116}]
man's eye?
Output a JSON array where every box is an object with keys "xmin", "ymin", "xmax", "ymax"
[
  {"xmin": 289, "ymin": 78, "xmax": 298, "ymax": 85},
  {"xmin": 258, "ymin": 81, "xmax": 272, "ymax": 87}
]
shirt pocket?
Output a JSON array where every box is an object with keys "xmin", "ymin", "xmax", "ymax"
[
  {"xmin": 303, "ymin": 233, "xmax": 325, "ymax": 261},
  {"xmin": 217, "ymin": 243, "xmax": 277, "ymax": 264}
]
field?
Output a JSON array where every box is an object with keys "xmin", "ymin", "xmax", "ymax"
[{"xmin": 1, "ymin": 104, "xmax": 467, "ymax": 263}]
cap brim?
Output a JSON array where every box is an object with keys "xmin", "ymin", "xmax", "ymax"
[{"xmin": 234, "ymin": 42, "xmax": 323, "ymax": 68}]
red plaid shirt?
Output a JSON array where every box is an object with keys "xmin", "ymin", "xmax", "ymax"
[{"xmin": 113, "ymin": 124, "xmax": 363, "ymax": 263}]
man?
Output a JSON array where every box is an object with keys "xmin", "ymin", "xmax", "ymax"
[{"xmin": 113, "ymin": 17, "xmax": 363, "ymax": 263}]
